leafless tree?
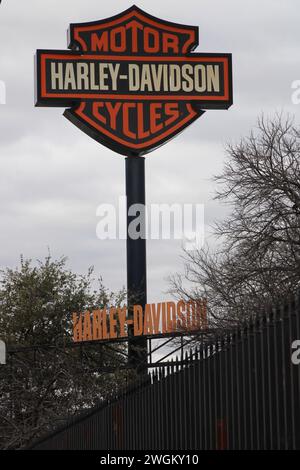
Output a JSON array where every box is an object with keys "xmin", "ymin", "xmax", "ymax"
[{"xmin": 170, "ymin": 115, "xmax": 300, "ymax": 328}]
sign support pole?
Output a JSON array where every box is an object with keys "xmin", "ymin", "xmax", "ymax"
[{"xmin": 126, "ymin": 157, "xmax": 148, "ymax": 374}]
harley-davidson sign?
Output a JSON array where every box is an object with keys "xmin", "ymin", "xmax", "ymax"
[
  {"xmin": 72, "ymin": 299, "xmax": 208, "ymax": 343},
  {"xmin": 35, "ymin": 6, "xmax": 232, "ymax": 156}
]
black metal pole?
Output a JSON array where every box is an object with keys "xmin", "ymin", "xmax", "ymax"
[{"xmin": 126, "ymin": 156, "xmax": 147, "ymax": 373}]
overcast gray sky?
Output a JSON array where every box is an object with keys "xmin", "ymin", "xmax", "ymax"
[{"xmin": 0, "ymin": 0, "xmax": 299, "ymax": 303}]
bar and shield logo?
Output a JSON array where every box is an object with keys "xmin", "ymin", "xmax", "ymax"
[{"xmin": 35, "ymin": 6, "xmax": 232, "ymax": 156}]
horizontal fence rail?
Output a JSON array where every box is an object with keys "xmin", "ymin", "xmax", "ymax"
[{"xmin": 31, "ymin": 294, "xmax": 300, "ymax": 450}]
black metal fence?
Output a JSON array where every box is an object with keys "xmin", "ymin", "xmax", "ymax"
[{"xmin": 32, "ymin": 294, "xmax": 300, "ymax": 450}]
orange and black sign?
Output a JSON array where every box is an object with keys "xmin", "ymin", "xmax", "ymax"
[{"xmin": 35, "ymin": 6, "xmax": 232, "ymax": 156}]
